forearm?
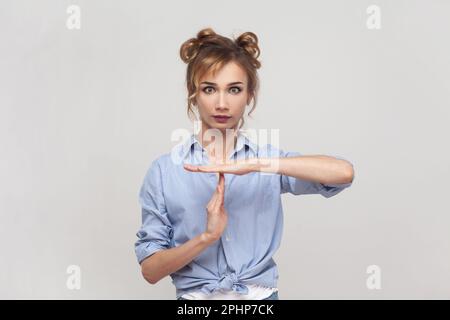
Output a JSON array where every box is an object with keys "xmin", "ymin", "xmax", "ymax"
[
  {"xmin": 140, "ymin": 232, "xmax": 216, "ymax": 284},
  {"xmin": 255, "ymin": 155, "xmax": 354, "ymax": 185}
]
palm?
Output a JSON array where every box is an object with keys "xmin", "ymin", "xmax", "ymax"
[{"xmin": 183, "ymin": 160, "xmax": 256, "ymax": 176}]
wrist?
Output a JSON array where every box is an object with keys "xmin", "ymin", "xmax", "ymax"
[{"xmin": 200, "ymin": 232, "xmax": 219, "ymax": 245}]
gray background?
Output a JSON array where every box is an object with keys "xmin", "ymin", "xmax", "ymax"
[{"xmin": 1, "ymin": 0, "xmax": 449, "ymax": 299}]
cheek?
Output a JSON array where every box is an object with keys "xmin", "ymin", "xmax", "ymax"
[
  {"xmin": 238, "ymin": 90, "xmax": 250, "ymax": 102},
  {"xmin": 195, "ymin": 102, "xmax": 209, "ymax": 117},
  {"xmin": 231, "ymin": 95, "xmax": 249, "ymax": 110},
  {"xmin": 196, "ymin": 94, "xmax": 214, "ymax": 107}
]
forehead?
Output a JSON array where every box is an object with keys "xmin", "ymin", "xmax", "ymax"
[{"xmin": 200, "ymin": 61, "xmax": 247, "ymax": 84}]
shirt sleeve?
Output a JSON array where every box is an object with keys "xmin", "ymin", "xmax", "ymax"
[
  {"xmin": 280, "ymin": 150, "xmax": 354, "ymax": 198},
  {"xmin": 134, "ymin": 159, "xmax": 174, "ymax": 264}
]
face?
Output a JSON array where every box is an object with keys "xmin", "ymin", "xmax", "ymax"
[{"xmin": 194, "ymin": 61, "xmax": 251, "ymax": 133}]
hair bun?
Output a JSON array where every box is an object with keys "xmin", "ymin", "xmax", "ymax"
[
  {"xmin": 179, "ymin": 38, "xmax": 200, "ymax": 64},
  {"xmin": 196, "ymin": 27, "xmax": 217, "ymax": 43},
  {"xmin": 179, "ymin": 28, "xmax": 218, "ymax": 64},
  {"xmin": 235, "ymin": 32, "xmax": 261, "ymax": 68}
]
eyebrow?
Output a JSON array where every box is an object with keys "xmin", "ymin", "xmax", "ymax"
[{"xmin": 200, "ymin": 81, "xmax": 244, "ymax": 86}]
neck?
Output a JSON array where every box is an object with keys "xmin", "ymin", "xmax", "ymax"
[{"xmin": 196, "ymin": 125, "xmax": 239, "ymax": 163}]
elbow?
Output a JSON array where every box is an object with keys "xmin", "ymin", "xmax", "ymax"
[
  {"xmin": 141, "ymin": 258, "xmax": 160, "ymax": 285},
  {"xmin": 139, "ymin": 249, "xmax": 168, "ymax": 285},
  {"xmin": 334, "ymin": 157, "xmax": 354, "ymax": 184},
  {"xmin": 142, "ymin": 268, "xmax": 159, "ymax": 285},
  {"xmin": 344, "ymin": 163, "xmax": 354, "ymax": 183},
  {"xmin": 145, "ymin": 276, "xmax": 159, "ymax": 285}
]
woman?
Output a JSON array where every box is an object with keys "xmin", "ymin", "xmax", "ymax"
[{"xmin": 134, "ymin": 28, "xmax": 355, "ymax": 300}]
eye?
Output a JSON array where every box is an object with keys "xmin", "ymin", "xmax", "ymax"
[
  {"xmin": 202, "ymin": 86, "xmax": 215, "ymax": 94},
  {"xmin": 201, "ymin": 86, "xmax": 243, "ymax": 94},
  {"xmin": 229, "ymin": 86, "xmax": 242, "ymax": 94}
]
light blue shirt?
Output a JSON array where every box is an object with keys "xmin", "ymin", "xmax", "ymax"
[{"xmin": 135, "ymin": 132, "xmax": 354, "ymax": 299}]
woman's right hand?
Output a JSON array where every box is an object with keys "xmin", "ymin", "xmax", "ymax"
[{"xmin": 203, "ymin": 172, "xmax": 228, "ymax": 243}]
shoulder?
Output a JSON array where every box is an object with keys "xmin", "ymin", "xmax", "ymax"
[
  {"xmin": 147, "ymin": 152, "xmax": 175, "ymax": 173},
  {"xmin": 141, "ymin": 152, "xmax": 171, "ymax": 181}
]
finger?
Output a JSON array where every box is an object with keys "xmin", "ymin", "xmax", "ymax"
[
  {"xmin": 218, "ymin": 173, "xmax": 225, "ymax": 206},
  {"xmin": 183, "ymin": 164, "xmax": 198, "ymax": 172},
  {"xmin": 220, "ymin": 173, "xmax": 225, "ymax": 206},
  {"xmin": 219, "ymin": 172, "xmax": 225, "ymax": 189},
  {"xmin": 207, "ymin": 189, "xmax": 219, "ymax": 208},
  {"xmin": 217, "ymin": 174, "xmax": 224, "ymax": 195},
  {"xmin": 198, "ymin": 166, "xmax": 222, "ymax": 173},
  {"xmin": 184, "ymin": 164, "xmax": 220, "ymax": 173},
  {"xmin": 208, "ymin": 178, "xmax": 222, "ymax": 208},
  {"xmin": 209, "ymin": 175, "xmax": 224, "ymax": 209}
]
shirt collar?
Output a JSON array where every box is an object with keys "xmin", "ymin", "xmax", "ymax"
[{"xmin": 181, "ymin": 130, "xmax": 257, "ymax": 160}]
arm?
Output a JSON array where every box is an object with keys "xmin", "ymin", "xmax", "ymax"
[
  {"xmin": 141, "ymin": 232, "xmax": 216, "ymax": 284},
  {"xmin": 256, "ymin": 155, "xmax": 354, "ymax": 185},
  {"xmin": 139, "ymin": 172, "xmax": 227, "ymax": 285},
  {"xmin": 185, "ymin": 155, "xmax": 354, "ymax": 185}
]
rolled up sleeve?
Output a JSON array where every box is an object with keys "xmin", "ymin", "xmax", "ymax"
[
  {"xmin": 135, "ymin": 159, "xmax": 174, "ymax": 264},
  {"xmin": 280, "ymin": 150, "xmax": 354, "ymax": 198}
]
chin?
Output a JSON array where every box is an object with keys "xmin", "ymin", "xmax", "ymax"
[{"xmin": 215, "ymin": 123, "xmax": 238, "ymax": 130}]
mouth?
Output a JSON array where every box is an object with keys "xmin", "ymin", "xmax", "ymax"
[{"xmin": 212, "ymin": 115, "xmax": 231, "ymax": 123}]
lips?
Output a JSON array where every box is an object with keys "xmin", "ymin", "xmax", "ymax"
[{"xmin": 212, "ymin": 115, "xmax": 231, "ymax": 123}]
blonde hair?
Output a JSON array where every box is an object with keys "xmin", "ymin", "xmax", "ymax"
[{"xmin": 179, "ymin": 27, "xmax": 261, "ymax": 129}]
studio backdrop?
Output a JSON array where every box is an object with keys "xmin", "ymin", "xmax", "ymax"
[{"xmin": 1, "ymin": 0, "xmax": 449, "ymax": 299}]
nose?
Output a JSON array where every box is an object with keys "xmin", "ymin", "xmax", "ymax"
[{"xmin": 216, "ymin": 91, "xmax": 229, "ymax": 111}]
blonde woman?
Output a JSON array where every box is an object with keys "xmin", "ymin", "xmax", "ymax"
[{"xmin": 135, "ymin": 28, "xmax": 355, "ymax": 300}]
